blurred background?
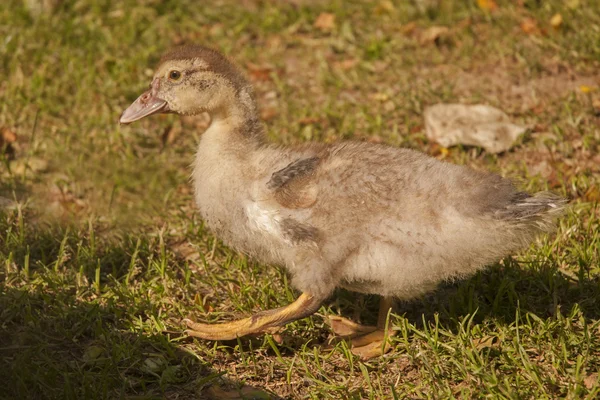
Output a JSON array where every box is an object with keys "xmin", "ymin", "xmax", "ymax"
[{"xmin": 1, "ymin": 1, "xmax": 599, "ymax": 398}]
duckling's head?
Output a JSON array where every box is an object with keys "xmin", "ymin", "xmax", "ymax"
[{"xmin": 120, "ymin": 45, "xmax": 253, "ymax": 124}]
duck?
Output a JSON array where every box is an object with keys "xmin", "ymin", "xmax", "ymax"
[{"xmin": 120, "ymin": 45, "xmax": 565, "ymax": 359}]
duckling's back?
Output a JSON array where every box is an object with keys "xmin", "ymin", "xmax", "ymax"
[{"xmin": 295, "ymin": 142, "xmax": 566, "ymax": 298}]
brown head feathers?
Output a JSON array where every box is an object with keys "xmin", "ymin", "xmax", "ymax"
[{"xmin": 159, "ymin": 45, "xmax": 248, "ymax": 90}]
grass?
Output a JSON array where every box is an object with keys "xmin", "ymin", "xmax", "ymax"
[{"xmin": 1, "ymin": 0, "xmax": 599, "ymax": 398}]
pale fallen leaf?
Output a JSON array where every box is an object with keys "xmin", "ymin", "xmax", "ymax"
[
  {"xmin": 314, "ymin": 12, "xmax": 335, "ymax": 32},
  {"xmin": 424, "ymin": 103, "xmax": 527, "ymax": 153},
  {"xmin": 171, "ymin": 240, "xmax": 200, "ymax": 261},
  {"xmin": 420, "ymin": 26, "xmax": 450, "ymax": 44},
  {"xmin": 83, "ymin": 345, "xmax": 104, "ymax": 364},
  {"xmin": 376, "ymin": 0, "xmax": 395, "ymax": 14},
  {"xmin": 142, "ymin": 357, "xmax": 164, "ymax": 374},
  {"xmin": 472, "ymin": 335, "xmax": 498, "ymax": 350},
  {"xmin": 10, "ymin": 157, "xmax": 49, "ymax": 174},
  {"xmin": 207, "ymin": 385, "xmax": 272, "ymax": 400},
  {"xmin": 370, "ymin": 92, "xmax": 389, "ymax": 102},
  {"xmin": 550, "ymin": 13, "xmax": 563, "ymax": 29}
]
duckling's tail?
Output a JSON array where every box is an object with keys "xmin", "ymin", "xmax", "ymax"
[{"xmin": 496, "ymin": 191, "xmax": 567, "ymax": 233}]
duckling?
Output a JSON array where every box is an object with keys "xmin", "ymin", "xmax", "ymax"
[{"xmin": 120, "ymin": 45, "xmax": 565, "ymax": 358}]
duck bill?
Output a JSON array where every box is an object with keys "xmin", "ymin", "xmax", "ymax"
[{"xmin": 119, "ymin": 88, "xmax": 168, "ymax": 124}]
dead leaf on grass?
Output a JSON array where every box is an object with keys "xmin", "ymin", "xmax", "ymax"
[
  {"xmin": 477, "ymin": 0, "xmax": 498, "ymax": 12},
  {"xmin": 521, "ymin": 18, "xmax": 538, "ymax": 35},
  {"xmin": 580, "ymin": 85, "xmax": 596, "ymax": 93},
  {"xmin": 375, "ymin": 0, "xmax": 395, "ymax": 14},
  {"xmin": 171, "ymin": 240, "xmax": 200, "ymax": 261},
  {"xmin": 584, "ymin": 372, "xmax": 598, "ymax": 389},
  {"xmin": 334, "ymin": 58, "xmax": 359, "ymax": 71},
  {"xmin": 260, "ymin": 107, "xmax": 278, "ymax": 121},
  {"xmin": 472, "ymin": 335, "xmax": 499, "ymax": 350},
  {"xmin": 584, "ymin": 186, "xmax": 600, "ymax": 202},
  {"xmin": 246, "ymin": 62, "xmax": 276, "ymax": 82},
  {"xmin": 314, "ymin": 12, "xmax": 335, "ymax": 32},
  {"xmin": 1, "ymin": 126, "xmax": 17, "ymax": 144},
  {"xmin": 550, "ymin": 13, "xmax": 563, "ymax": 29},
  {"xmin": 298, "ymin": 117, "xmax": 322, "ymax": 125},
  {"xmin": 10, "ymin": 157, "xmax": 49, "ymax": 175},
  {"xmin": 207, "ymin": 385, "xmax": 273, "ymax": 400},
  {"xmin": 1, "ymin": 127, "xmax": 17, "ymax": 158},
  {"xmin": 83, "ymin": 345, "xmax": 104, "ymax": 364},
  {"xmin": 193, "ymin": 293, "xmax": 214, "ymax": 313},
  {"xmin": 420, "ymin": 26, "xmax": 450, "ymax": 45},
  {"xmin": 400, "ymin": 21, "xmax": 418, "ymax": 35},
  {"xmin": 424, "ymin": 103, "xmax": 527, "ymax": 153}
]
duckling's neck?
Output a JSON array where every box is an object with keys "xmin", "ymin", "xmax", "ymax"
[
  {"xmin": 207, "ymin": 87, "xmax": 265, "ymax": 146},
  {"xmin": 192, "ymin": 93, "xmax": 266, "ymax": 240}
]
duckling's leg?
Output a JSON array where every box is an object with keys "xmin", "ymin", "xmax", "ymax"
[
  {"xmin": 183, "ymin": 293, "xmax": 322, "ymax": 340},
  {"xmin": 328, "ymin": 296, "xmax": 396, "ymax": 359}
]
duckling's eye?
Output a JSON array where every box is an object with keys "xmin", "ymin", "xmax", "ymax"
[{"xmin": 168, "ymin": 70, "xmax": 182, "ymax": 81}]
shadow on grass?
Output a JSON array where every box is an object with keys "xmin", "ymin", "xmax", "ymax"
[
  {"xmin": 0, "ymin": 213, "xmax": 282, "ymax": 400},
  {"xmin": 0, "ymin": 284, "xmax": 281, "ymax": 400},
  {"xmin": 334, "ymin": 256, "xmax": 600, "ymax": 330}
]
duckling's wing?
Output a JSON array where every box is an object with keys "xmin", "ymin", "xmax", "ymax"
[{"xmin": 268, "ymin": 156, "xmax": 321, "ymax": 209}]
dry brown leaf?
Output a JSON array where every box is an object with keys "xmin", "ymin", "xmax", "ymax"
[
  {"xmin": 171, "ymin": 240, "xmax": 200, "ymax": 261},
  {"xmin": 314, "ymin": 12, "xmax": 335, "ymax": 32},
  {"xmin": 400, "ymin": 21, "xmax": 418, "ymax": 35},
  {"xmin": 584, "ymin": 186, "xmax": 600, "ymax": 202},
  {"xmin": 584, "ymin": 372, "xmax": 598, "ymax": 389},
  {"xmin": 1, "ymin": 127, "xmax": 17, "ymax": 144},
  {"xmin": 420, "ymin": 26, "xmax": 450, "ymax": 44},
  {"xmin": 207, "ymin": 385, "xmax": 271, "ymax": 400},
  {"xmin": 246, "ymin": 62, "xmax": 274, "ymax": 81},
  {"xmin": 472, "ymin": 335, "xmax": 498, "ymax": 350},
  {"xmin": 0, "ymin": 127, "xmax": 17, "ymax": 159},
  {"xmin": 260, "ymin": 106, "xmax": 278, "ymax": 121},
  {"xmin": 375, "ymin": 0, "xmax": 395, "ymax": 14},
  {"xmin": 272, "ymin": 333, "xmax": 284, "ymax": 344},
  {"xmin": 10, "ymin": 157, "xmax": 49, "ymax": 174},
  {"xmin": 477, "ymin": 0, "xmax": 498, "ymax": 12},
  {"xmin": 298, "ymin": 117, "xmax": 321, "ymax": 125},
  {"xmin": 521, "ymin": 18, "xmax": 538, "ymax": 34},
  {"xmin": 370, "ymin": 92, "xmax": 389, "ymax": 102},
  {"xmin": 335, "ymin": 58, "xmax": 358, "ymax": 71},
  {"xmin": 550, "ymin": 13, "xmax": 563, "ymax": 29}
]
